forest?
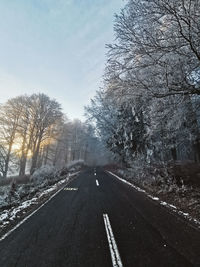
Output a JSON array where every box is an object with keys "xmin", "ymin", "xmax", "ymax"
[
  {"xmin": 0, "ymin": 93, "xmax": 109, "ymax": 179},
  {"xmin": 86, "ymin": 0, "xmax": 200, "ymax": 188},
  {"xmin": 1, "ymin": 0, "xmax": 199, "ymax": 189},
  {"xmin": 0, "ymin": 1, "xmax": 200, "ymax": 265},
  {"xmin": 1, "ymin": 0, "xmax": 200, "ymax": 224}
]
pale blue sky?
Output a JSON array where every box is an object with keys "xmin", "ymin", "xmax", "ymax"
[{"xmin": 0, "ymin": 0, "xmax": 124, "ymax": 119}]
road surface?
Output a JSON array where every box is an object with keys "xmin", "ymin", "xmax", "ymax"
[{"xmin": 0, "ymin": 168, "xmax": 200, "ymax": 267}]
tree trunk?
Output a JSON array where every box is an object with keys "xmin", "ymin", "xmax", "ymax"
[
  {"xmin": 194, "ymin": 140, "xmax": 200, "ymax": 163},
  {"xmin": 3, "ymin": 139, "xmax": 14, "ymax": 178},
  {"xmin": 30, "ymin": 135, "xmax": 42, "ymax": 174},
  {"xmin": 53, "ymin": 142, "xmax": 59, "ymax": 166},
  {"xmin": 44, "ymin": 145, "xmax": 50, "ymax": 165},
  {"xmin": 19, "ymin": 129, "xmax": 28, "ymax": 176},
  {"xmin": 171, "ymin": 147, "xmax": 177, "ymax": 161}
]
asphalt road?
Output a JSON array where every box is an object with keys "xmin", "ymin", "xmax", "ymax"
[{"xmin": 0, "ymin": 168, "xmax": 200, "ymax": 267}]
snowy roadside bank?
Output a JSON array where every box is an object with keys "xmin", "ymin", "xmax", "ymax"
[
  {"xmin": 0, "ymin": 170, "xmax": 80, "ymax": 238},
  {"xmin": 107, "ymin": 171, "xmax": 200, "ymax": 230}
]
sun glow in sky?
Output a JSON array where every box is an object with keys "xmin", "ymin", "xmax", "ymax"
[
  {"xmin": 0, "ymin": 0, "xmax": 124, "ymax": 120},
  {"xmin": 11, "ymin": 141, "xmax": 33, "ymax": 158}
]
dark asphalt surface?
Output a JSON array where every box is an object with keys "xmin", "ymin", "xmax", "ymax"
[{"xmin": 0, "ymin": 168, "xmax": 200, "ymax": 267}]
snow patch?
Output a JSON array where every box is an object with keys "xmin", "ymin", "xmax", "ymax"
[
  {"xmin": 148, "ymin": 195, "xmax": 159, "ymax": 201},
  {"xmin": 0, "ymin": 173, "xmax": 80, "ymax": 230}
]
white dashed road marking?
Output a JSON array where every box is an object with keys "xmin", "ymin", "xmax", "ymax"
[{"xmin": 96, "ymin": 180, "xmax": 99, "ymax": 186}]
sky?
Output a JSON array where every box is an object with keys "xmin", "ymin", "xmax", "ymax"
[{"xmin": 0, "ymin": 0, "xmax": 124, "ymax": 120}]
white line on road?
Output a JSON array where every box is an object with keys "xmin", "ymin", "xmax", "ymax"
[
  {"xmin": 94, "ymin": 172, "xmax": 97, "ymax": 176},
  {"xmin": 103, "ymin": 214, "xmax": 123, "ymax": 267},
  {"xmin": 96, "ymin": 180, "xmax": 99, "ymax": 186},
  {"xmin": 107, "ymin": 171, "xmax": 145, "ymax": 193}
]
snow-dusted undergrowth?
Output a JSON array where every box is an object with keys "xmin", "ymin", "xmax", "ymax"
[
  {"xmin": 0, "ymin": 165, "xmax": 59, "ymax": 210},
  {"xmin": 0, "ymin": 162, "xmax": 83, "ymax": 230},
  {"xmin": 0, "ymin": 177, "xmax": 68, "ymax": 229},
  {"xmin": 30, "ymin": 165, "xmax": 57, "ymax": 185}
]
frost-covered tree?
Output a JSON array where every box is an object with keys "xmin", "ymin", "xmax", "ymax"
[
  {"xmin": 86, "ymin": 0, "xmax": 200, "ymax": 170},
  {"xmin": 0, "ymin": 98, "xmax": 24, "ymax": 177},
  {"xmin": 0, "ymin": 94, "xmax": 63, "ymax": 176},
  {"xmin": 28, "ymin": 94, "xmax": 63, "ymax": 174},
  {"xmin": 107, "ymin": 0, "xmax": 200, "ymax": 98}
]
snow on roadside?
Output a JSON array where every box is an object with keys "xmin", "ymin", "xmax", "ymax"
[
  {"xmin": 107, "ymin": 171, "xmax": 200, "ymax": 229},
  {"xmin": 0, "ymin": 172, "xmax": 79, "ymax": 230}
]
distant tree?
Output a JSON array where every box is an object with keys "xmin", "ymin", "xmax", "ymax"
[
  {"xmin": 0, "ymin": 98, "xmax": 24, "ymax": 177},
  {"xmin": 29, "ymin": 94, "xmax": 63, "ymax": 174}
]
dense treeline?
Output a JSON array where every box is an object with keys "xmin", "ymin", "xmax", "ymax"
[
  {"xmin": 86, "ymin": 0, "xmax": 200, "ymax": 170},
  {"xmin": 0, "ymin": 93, "xmax": 108, "ymax": 178}
]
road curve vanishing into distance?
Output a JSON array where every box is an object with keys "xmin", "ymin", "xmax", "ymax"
[{"xmin": 0, "ymin": 168, "xmax": 200, "ymax": 267}]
